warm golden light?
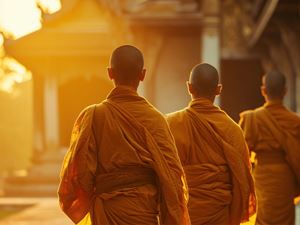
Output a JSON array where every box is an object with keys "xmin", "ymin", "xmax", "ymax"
[
  {"xmin": 0, "ymin": 0, "xmax": 40, "ymax": 38},
  {"xmin": 0, "ymin": 0, "xmax": 61, "ymax": 93},
  {"xmin": 0, "ymin": 34, "xmax": 3, "ymax": 46},
  {"xmin": 37, "ymin": 0, "xmax": 61, "ymax": 14},
  {"xmin": 0, "ymin": 57, "xmax": 32, "ymax": 93},
  {"xmin": 0, "ymin": 0, "xmax": 61, "ymax": 39}
]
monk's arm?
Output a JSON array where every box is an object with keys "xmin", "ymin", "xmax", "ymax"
[
  {"xmin": 153, "ymin": 118, "xmax": 190, "ymax": 225},
  {"xmin": 58, "ymin": 107, "xmax": 98, "ymax": 223},
  {"xmin": 165, "ymin": 114, "xmax": 189, "ymax": 164},
  {"xmin": 227, "ymin": 125, "xmax": 256, "ymax": 221},
  {"xmin": 239, "ymin": 111, "xmax": 257, "ymax": 152},
  {"xmin": 75, "ymin": 124, "xmax": 98, "ymax": 194}
]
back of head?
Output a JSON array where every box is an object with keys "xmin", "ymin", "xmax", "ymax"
[
  {"xmin": 263, "ymin": 70, "xmax": 286, "ymax": 99},
  {"xmin": 189, "ymin": 63, "xmax": 219, "ymax": 97},
  {"xmin": 110, "ymin": 45, "xmax": 144, "ymax": 84}
]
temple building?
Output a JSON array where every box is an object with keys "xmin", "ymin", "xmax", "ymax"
[
  {"xmin": 3, "ymin": 0, "xmax": 299, "ymax": 195},
  {"xmin": 221, "ymin": 0, "xmax": 300, "ymax": 120}
]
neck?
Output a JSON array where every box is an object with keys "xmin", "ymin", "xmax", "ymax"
[
  {"xmin": 114, "ymin": 83, "xmax": 138, "ymax": 91},
  {"xmin": 191, "ymin": 94, "xmax": 215, "ymax": 103},
  {"xmin": 265, "ymin": 97, "xmax": 283, "ymax": 105}
]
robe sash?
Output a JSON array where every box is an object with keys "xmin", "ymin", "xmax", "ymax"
[{"xmin": 95, "ymin": 166, "xmax": 156, "ymax": 194}]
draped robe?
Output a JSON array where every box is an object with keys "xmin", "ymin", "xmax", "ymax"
[
  {"xmin": 239, "ymin": 102, "xmax": 300, "ymax": 225},
  {"xmin": 167, "ymin": 98, "xmax": 256, "ymax": 225},
  {"xmin": 58, "ymin": 86, "xmax": 190, "ymax": 225}
]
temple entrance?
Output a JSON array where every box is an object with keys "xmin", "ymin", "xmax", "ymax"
[{"xmin": 220, "ymin": 59, "xmax": 265, "ymax": 121}]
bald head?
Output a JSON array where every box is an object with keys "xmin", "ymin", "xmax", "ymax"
[
  {"xmin": 110, "ymin": 45, "xmax": 144, "ymax": 84},
  {"xmin": 263, "ymin": 70, "xmax": 286, "ymax": 99},
  {"xmin": 189, "ymin": 63, "xmax": 220, "ymax": 97}
]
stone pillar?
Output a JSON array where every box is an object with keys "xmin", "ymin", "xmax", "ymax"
[
  {"xmin": 43, "ymin": 75, "xmax": 60, "ymax": 152},
  {"xmin": 32, "ymin": 74, "xmax": 45, "ymax": 155},
  {"xmin": 135, "ymin": 30, "xmax": 164, "ymax": 104},
  {"xmin": 297, "ymin": 75, "xmax": 300, "ymax": 114},
  {"xmin": 278, "ymin": 22, "xmax": 300, "ymax": 113},
  {"xmin": 201, "ymin": 0, "xmax": 221, "ymax": 105},
  {"xmin": 4, "ymin": 74, "xmax": 63, "ymax": 196}
]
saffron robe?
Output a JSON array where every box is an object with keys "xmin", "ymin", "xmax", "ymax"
[
  {"xmin": 239, "ymin": 102, "xmax": 300, "ymax": 225},
  {"xmin": 58, "ymin": 86, "xmax": 190, "ymax": 225},
  {"xmin": 167, "ymin": 98, "xmax": 256, "ymax": 225}
]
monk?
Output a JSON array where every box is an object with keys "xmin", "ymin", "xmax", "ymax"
[
  {"xmin": 239, "ymin": 70, "xmax": 300, "ymax": 225},
  {"xmin": 58, "ymin": 45, "xmax": 190, "ymax": 225},
  {"xmin": 167, "ymin": 63, "xmax": 256, "ymax": 225}
]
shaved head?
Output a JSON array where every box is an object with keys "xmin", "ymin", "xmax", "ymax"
[
  {"xmin": 110, "ymin": 45, "xmax": 144, "ymax": 84},
  {"xmin": 189, "ymin": 63, "xmax": 219, "ymax": 97},
  {"xmin": 263, "ymin": 70, "xmax": 286, "ymax": 99}
]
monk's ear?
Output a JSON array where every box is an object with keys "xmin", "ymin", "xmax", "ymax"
[
  {"xmin": 107, "ymin": 68, "xmax": 114, "ymax": 80},
  {"xmin": 261, "ymin": 85, "xmax": 267, "ymax": 97},
  {"xmin": 187, "ymin": 81, "xmax": 194, "ymax": 95},
  {"xmin": 283, "ymin": 86, "xmax": 287, "ymax": 97},
  {"xmin": 215, "ymin": 84, "xmax": 222, "ymax": 96},
  {"xmin": 140, "ymin": 69, "xmax": 146, "ymax": 82}
]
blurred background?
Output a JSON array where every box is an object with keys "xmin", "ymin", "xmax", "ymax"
[{"xmin": 0, "ymin": 0, "xmax": 299, "ymax": 224}]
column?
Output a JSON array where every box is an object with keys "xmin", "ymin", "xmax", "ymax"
[
  {"xmin": 32, "ymin": 75, "xmax": 45, "ymax": 156},
  {"xmin": 278, "ymin": 22, "xmax": 300, "ymax": 113},
  {"xmin": 201, "ymin": 0, "xmax": 221, "ymax": 105},
  {"xmin": 136, "ymin": 30, "xmax": 164, "ymax": 103},
  {"xmin": 43, "ymin": 75, "xmax": 60, "ymax": 152}
]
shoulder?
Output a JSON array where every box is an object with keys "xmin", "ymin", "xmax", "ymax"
[
  {"xmin": 205, "ymin": 109, "xmax": 245, "ymax": 142},
  {"xmin": 71, "ymin": 105, "xmax": 97, "ymax": 138},
  {"xmin": 239, "ymin": 106, "xmax": 266, "ymax": 122},
  {"xmin": 218, "ymin": 112, "xmax": 248, "ymax": 145},
  {"xmin": 281, "ymin": 107, "xmax": 300, "ymax": 129},
  {"xmin": 146, "ymin": 102, "xmax": 169, "ymax": 125},
  {"xmin": 76, "ymin": 104, "xmax": 97, "ymax": 121},
  {"xmin": 137, "ymin": 99, "xmax": 172, "ymax": 130},
  {"xmin": 286, "ymin": 109, "xmax": 300, "ymax": 122},
  {"xmin": 166, "ymin": 109, "xmax": 187, "ymax": 124},
  {"xmin": 166, "ymin": 109, "xmax": 189, "ymax": 132},
  {"xmin": 218, "ymin": 110, "xmax": 243, "ymax": 134},
  {"xmin": 239, "ymin": 109, "xmax": 256, "ymax": 119}
]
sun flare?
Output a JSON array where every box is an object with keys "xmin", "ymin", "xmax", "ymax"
[
  {"xmin": 0, "ymin": 0, "xmax": 61, "ymax": 38},
  {"xmin": 0, "ymin": 0, "xmax": 61, "ymax": 92}
]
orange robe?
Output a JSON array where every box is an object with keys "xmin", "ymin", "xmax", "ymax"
[
  {"xmin": 58, "ymin": 86, "xmax": 190, "ymax": 225},
  {"xmin": 167, "ymin": 98, "xmax": 256, "ymax": 225},
  {"xmin": 239, "ymin": 102, "xmax": 300, "ymax": 225}
]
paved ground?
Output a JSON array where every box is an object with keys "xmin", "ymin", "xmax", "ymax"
[
  {"xmin": 0, "ymin": 197, "xmax": 299, "ymax": 224},
  {"xmin": 0, "ymin": 198, "xmax": 72, "ymax": 225}
]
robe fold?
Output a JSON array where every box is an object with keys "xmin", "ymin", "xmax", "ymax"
[
  {"xmin": 58, "ymin": 86, "xmax": 190, "ymax": 225},
  {"xmin": 239, "ymin": 102, "xmax": 300, "ymax": 225},
  {"xmin": 167, "ymin": 98, "xmax": 256, "ymax": 225}
]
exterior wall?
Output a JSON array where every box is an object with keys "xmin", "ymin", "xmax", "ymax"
[
  {"xmin": 132, "ymin": 26, "xmax": 201, "ymax": 114},
  {"xmin": 59, "ymin": 75, "xmax": 112, "ymax": 147},
  {"xmin": 154, "ymin": 33, "xmax": 200, "ymax": 113}
]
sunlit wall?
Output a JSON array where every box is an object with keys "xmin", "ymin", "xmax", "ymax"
[{"xmin": 0, "ymin": 0, "xmax": 61, "ymax": 174}]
